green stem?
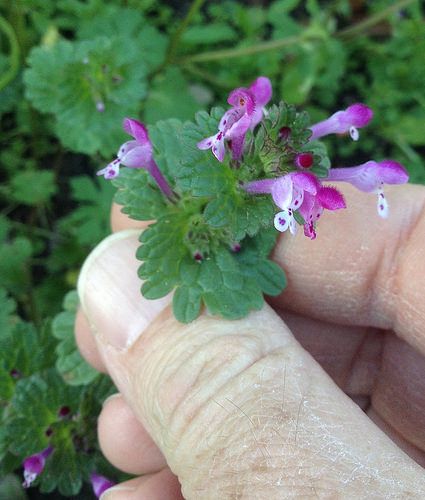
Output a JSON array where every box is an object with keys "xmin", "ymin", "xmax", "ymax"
[
  {"xmin": 179, "ymin": 34, "xmax": 303, "ymax": 64},
  {"xmin": 165, "ymin": 0, "xmax": 205, "ymax": 65},
  {"xmin": 0, "ymin": 15, "xmax": 20, "ymax": 90},
  {"xmin": 178, "ymin": 0, "xmax": 414, "ymax": 65},
  {"xmin": 337, "ymin": 0, "xmax": 415, "ymax": 39},
  {"xmin": 182, "ymin": 63, "xmax": 235, "ymax": 89}
]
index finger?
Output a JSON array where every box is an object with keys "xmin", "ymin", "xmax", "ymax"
[{"xmin": 271, "ymin": 183, "xmax": 425, "ymax": 355}]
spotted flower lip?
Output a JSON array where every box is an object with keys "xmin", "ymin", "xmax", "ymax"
[
  {"xmin": 97, "ymin": 118, "xmax": 173, "ymax": 198},
  {"xmin": 325, "ymin": 159, "xmax": 408, "ymax": 218},
  {"xmin": 197, "ymin": 76, "xmax": 272, "ymax": 162},
  {"xmin": 245, "ymin": 172, "xmax": 345, "ymax": 238},
  {"xmin": 90, "ymin": 472, "xmax": 115, "ymax": 498},
  {"xmin": 22, "ymin": 446, "xmax": 53, "ymax": 488},
  {"xmin": 309, "ymin": 103, "xmax": 373, "ymax": 141}
]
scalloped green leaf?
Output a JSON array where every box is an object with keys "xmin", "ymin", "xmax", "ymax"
[
  {"xmin": 113, "ymin": 169, "xmax": 167, "ymax": 221},
  {"xmin": 24, "ymin": 37, "xmax": 147, "ymax": 155},
  {"xmin": 52, "ymin": 291, "xmax": 98, "ymax": 386}
]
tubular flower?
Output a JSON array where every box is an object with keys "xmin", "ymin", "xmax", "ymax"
[
  {"xmin": 97, "ymin": 118, "xmax": 173, "ymax": 198},
  {"xmin": 309, "ymin": 103, "xmax": 373, "ymax": 141},
  {"xmin": 22, "ymin": 446, "xmax": 53, "ymax": 488},
  {"xmin": 245, "ymin": 171, "xmax": 345, "ymax": 239},
  {"xmin": 197, "ymin": 76, "xmax": 272, "ymax": 162},
  {"xmin": 90, "ymin": 472, "xmax": 115, "ymax": 498},
  {"xmin": 325, "ymin": 160, "xmax": 409, "ymax": 218}
]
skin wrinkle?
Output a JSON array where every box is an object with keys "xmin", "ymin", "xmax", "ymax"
[
  {"xmin": 344, "ymin": 328, "xmax": 385, "ymax": 396},
  {"xmin": 95, "ymin": 302, "xmax": 425, "ymax": 498},
  {"xmin": 130, "ymin": 310, "xmax": 289, "ymax": 457},
  {"xmin": 133, "ymin": 312, "xmax": 424, "ymax": 500}
]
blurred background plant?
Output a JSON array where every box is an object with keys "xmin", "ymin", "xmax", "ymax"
[{"xmin": 0, "ymin": 0, "xmax": 424, "ymax": 497}]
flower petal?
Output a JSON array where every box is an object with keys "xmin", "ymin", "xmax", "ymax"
[
  {"xmin": 227, "ymin": 88, "xmax": 255, "ymax": 115},
  {"xmin": 271, "ymin": 175, "xmax": 293, "ymax": 209},
  {"xmin": 291, "ymin": 171, "xmax": 319, "ymax": 194},
  {"xmin": 117, "ymin": 140, "xmax": 138, "ymax": 160},
  {"xmin": 317, "ymin": 186, "xmax": 346, "ymax": 210},
  {"xmin": 122, "ymin": 118, "xmax": 149, "ymax": 143},
  {"xmin": 274, "ymin": 210, "xmax": 290, "ymax": 232},
  {"xmin": 326, "ymin": 160, "xmax": 409, "ymax": 192},
  {"xmin": 377, "ymin": 188, "xmax": 389, "ymax": 219},
  {"xmin": 249, "ymin": 76, "xmax": 272, "ymax": 107},
  {"xmin": 197, "ymin": 135, "xmax": 215, "ymax": 150},
  {"xmin": 120, "ymin": 144, "xmax": 152, "ymax": 169},
  {"xmin": 225, "ymin": 113, "xmax": 252, "ymax": 140},
  {"xmin": 96, "ymin": 160, "xmax": 120, "ymax": 179},
  {"xmin": 343, "ymin": 103, "xmax": 374, "ymax": 128}
]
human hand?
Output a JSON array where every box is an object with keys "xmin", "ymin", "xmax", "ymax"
[{"xmin": 76, "ymin": 184, "xmax": 425, "ymax": 499}]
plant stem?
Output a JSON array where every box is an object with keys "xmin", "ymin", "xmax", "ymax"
[
  {"xmin": 179, "ymin": 34, "xmax": 303, "ymax": 64},
  {"xmin": 0, "ymin": 15, "xmax": 20, "ymax": 90},
  {"xmin": 178, "ymin": 0, "xmax": 415, "ymax": 65},
  {"xmin": 165, "ymin": 0, "xmax": 205, "ymax": 65},
  {"xmin": 148, "ymin": 161, "xmax": 174, "ymax": 200},
  {"xmin": 337, "ymin": 0, "xmax": 415, "ymax": 39}
]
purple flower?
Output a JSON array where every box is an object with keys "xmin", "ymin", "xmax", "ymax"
[
  {"xmin": 197, "ymin": 76, "xmax": 272, "ymax": 162},
  {"xmin": 299, "ymin": 187, "xmax": 346, "ymax": 239},
  {"xmin": 22, "ymin": 446, "xmax": 53, "ymax": 488},
  {"xmin": 310, "ymin": 103, "xmax": 373, "ymax": 141},
  {"xmin": 97, "ymin": 118, "xmax": 173, "ymax": 198},
  {"xmin": 325, "ymin": 160, "xmax": 409, "ymax": 218},
  {"xmin": 97, "ymin": 118, "xmax": 151, "ymax": 180},
  {"xmin": 245, "ymin": 171, "xmax": 345, "ymax": 239},
  {"xmin": 90, "ymin": 472, "xmax": 116, "ymax": 498}
]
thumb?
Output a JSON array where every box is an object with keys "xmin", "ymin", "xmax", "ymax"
[{"xmin": 78, "ymin": 230, "xmax": 425, "ymax": 499}]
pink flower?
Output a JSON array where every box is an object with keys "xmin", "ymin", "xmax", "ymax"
[
  {"xmin": 299, "ymin": 187, "xmax": 346, "ymax": 239},
  {"xmin": 310, "ymin": 103, "xmax": 373, "ymax": 141},
  {"xmin": 197, "ymin": 76, "xmax": 272, "ymax": 161},
  {"xmin": 325, "ymin": 160, "xmax": 409, "ymax": 218},
  {"xmin": 245, "ymin": 171, "xmax": 345, "ymax": 239},
  {"xmin": 22, "ymin": 446, "xmax": 53, "ymax": 488},
  {"xmin": 90, "ymin": 472, "xmax": 115, "ymax": 498},
  {"xmin": 97, "ymin": 118, "xmax": 173, "ymax": 198}
]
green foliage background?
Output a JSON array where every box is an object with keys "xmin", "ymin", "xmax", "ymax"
[{"xmin": 0, "ymin": 0, "xmax": 424, "ymax": 497}]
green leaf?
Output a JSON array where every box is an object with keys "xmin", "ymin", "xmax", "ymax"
[
  {"xmin": 0, "ymin": 237, "xmax": 32, "ymax": 295},
  {"xmin": 0, "ymin": 288, "xmax": 16, "ymax": 340},
  {"xmin": 10, "ymin": 170, "xmax": 57, "ymax": 205},
  {"xmin": 173, "ymin": 285, "xmax": 202, "ymax": 323},
  {"xmin": 113, "ymin": 168, "xmax": 167, "ymax": 221},
  {"xmin": 58, "ymin": 175, "xmax": 114, "ymax": 246},
  {"xmin": 24, "ymin": 37, "xmax": 147, "ymax": 155},
  {"xmin": 52, "ymin": 291, "xmax": 98, "ymax": 386},
  {"xmin": 6, "ymin": 370, "xmax": 82, "ymax": 456},
  {"xmin": 254, "ymin": 260, "xmax": 287, "ymax": 296},
  {"xmin": 76, "ymin": 5, "xmax": 167, "ymax": 71},
  {"xmin": 144, "ymin": 67, "xmax": 201, "ymax": 123}
]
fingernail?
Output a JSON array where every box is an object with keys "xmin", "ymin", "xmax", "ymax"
[
  {"xmin": 102, "ymin": 393, "xmax": 121, "ymax": 407},
  {"xmin": 100, "ymin": 485, "xmax": 136, "ymax": 500},
  {"xmin": 78, "ymin": 230, "xmax": 171, "ymax": 349}
]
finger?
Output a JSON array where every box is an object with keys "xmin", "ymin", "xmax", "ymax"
[
  {"xmin": 371, "ymin": 334, "xmax": 425, "ymax": 451},
  {"xmin": 78, "ymin": 231, "xmax": 425, "ymax": 498},
  {"xmin": 271, "ymin": 183, "xmax": 425, "ymax": 354},
  {"xmin": 100, "ymin": 469, "xmax": 183, "ymax": 500},
  {"xmin": 278, "ymin": 308, "xmax": 384, "ymax": 397},
  {"xmin": 74, "ymin": 308, "xmax": 106, "ymax": 373},
  {"xmin": 75, "ymin": 203, "xmax": 150, "ymax": 375},
  {"xmin": 99, "ymin": 394, "xmax": 166, "ymax": 475},
  {"xmin": 110, "ymin": 203, "xmax": 150, "ymax": 233}
]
